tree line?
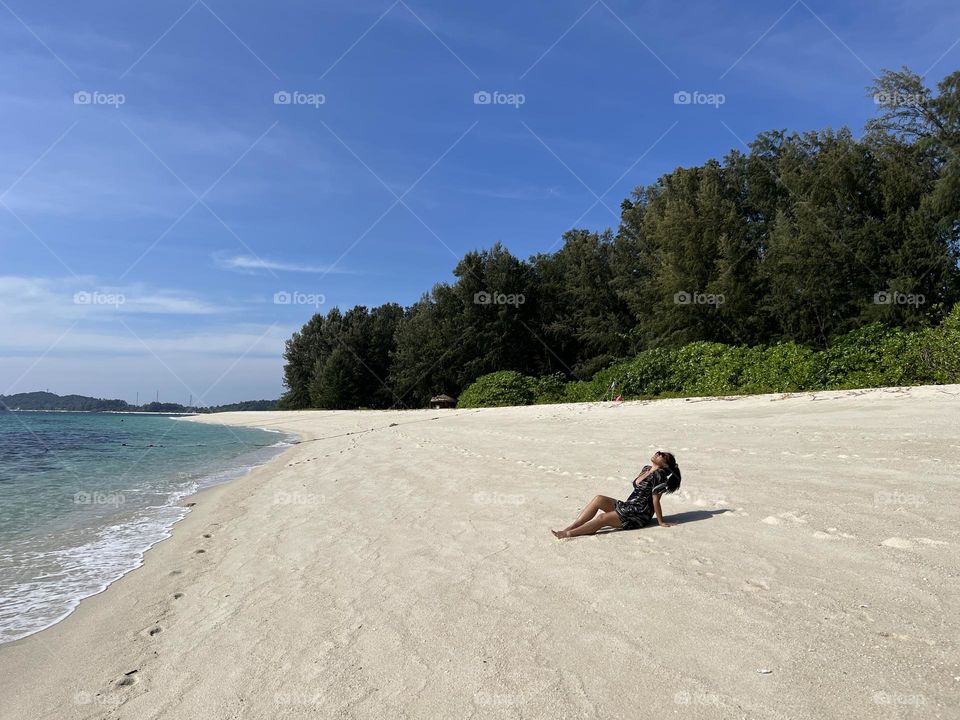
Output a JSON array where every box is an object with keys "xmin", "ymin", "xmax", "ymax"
[
  {"xmin": 0, "ymin": 392, "xmax": 278, "ymax": 413},
  {"xmin": 280, "ymin": 68, "xmax": 960, "ymax": 410}
]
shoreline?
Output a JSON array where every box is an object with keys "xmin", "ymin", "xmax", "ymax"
[
  {"xmin": 2, "ymin": 388, "xmax": 958, "ymax": 718},
  {"xmin": 0, "ymin": 420, "xmax": 299, "ymax": 647}
]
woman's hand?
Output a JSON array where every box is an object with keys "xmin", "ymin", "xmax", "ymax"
[{"xmin": 652, "ymin": 494, "xmax": 673, "ymax": 527}]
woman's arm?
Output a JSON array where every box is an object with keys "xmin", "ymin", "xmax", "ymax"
[{"xmin": 652, "ymin": 494, "xmax": 674, "ymax": 528}]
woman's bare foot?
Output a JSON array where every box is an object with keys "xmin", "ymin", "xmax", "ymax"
[{"xmin": 551, "ymin": 529, "xmax": 569, "ymax": 539}]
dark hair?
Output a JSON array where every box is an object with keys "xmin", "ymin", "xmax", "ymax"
[{"xmin": 658, "ymin": 451, "xmax": 682, "ymax": 494}]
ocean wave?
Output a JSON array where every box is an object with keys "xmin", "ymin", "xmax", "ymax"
[{"xmin": 0, "ymin": 427, "xmax": 293, "ymax": 645}]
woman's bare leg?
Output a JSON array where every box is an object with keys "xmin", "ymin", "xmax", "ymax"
[
  {"xmin": 554, "ymin": 495, "xmax": 616, "ymax": 536},
  {"xmin": 555, "ymin": 510, "xmax": 624, "ymax": 539}
]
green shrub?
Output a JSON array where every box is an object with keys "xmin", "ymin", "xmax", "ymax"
[
  {"xmin": 670, "ymin": 342, "xmax": 755, "ymax": 396},
  {"xmin": 595, "ymin": 347, "xmax": 679, "ymax": 398},
  {"xmin": 560, "ymin": 380, "xmax": 598, "ymax": 403},
  {"xmin": 457, "ymin": 371, "xmax": 535, "ymax": 408},
  {"xmin": 823, "ymin": 324, "xmax": 904, "ymax": 388},
  {"xmin": 457, "ymin": 303, "xmax": 960, "ymax": 408},
  {"xmin": 914, "ymin": 306, "xmax": 960, "ymax": 383},
  {"xmin": 532, "ymin": 372, "xmax": 567, "ymax": 404},
  {"xmin": 741, "ymin": 343, "xmax": 824, "ymax": 392}
]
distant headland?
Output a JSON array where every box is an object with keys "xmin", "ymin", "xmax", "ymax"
[{"xmin": 0, "ymin": 391, "xmax": 277, "ymax": 414}]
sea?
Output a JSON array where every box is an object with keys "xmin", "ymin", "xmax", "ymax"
[{"xmin": 0, "ymin": 411, "xmax": 295, "ymax": 644}]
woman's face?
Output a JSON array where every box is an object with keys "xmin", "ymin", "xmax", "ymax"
[{"xmin": 651, "ymin": 451, "xmax": 667, "ymax": 468}]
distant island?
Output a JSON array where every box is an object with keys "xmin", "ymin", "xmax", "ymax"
[{"xmin": 0, "ymin": 392, "xmax": 277, "ymax": 414}]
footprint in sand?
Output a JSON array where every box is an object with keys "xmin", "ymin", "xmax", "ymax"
[
  {"xmin": 194, "ymin": 549, "xmax": 206, "ymax": 554},
  {"xmin": 173, "ymin": 593, "xmax": 184, "ymax": 600},
  {"xmin": 140, "ymin": 625, "xmax": 162, "ymax": 637},
  {"xmin": 881, "ymin": 537, "xmax": 914, "ymax": 549},
  {"xmin": 742, "ymin": 578, "xmax": 770, "ymax": 592},
  {"xmin": 813, "ymin": 528, "xmax": 855, "ymax": 540},
  {"xmin": 882, "ymin": 537, "xmax": 949, "ymax": 549},
  {"xmin": 169, "ymin": 570, "xmax": 182, "ymax": 576},
  {"xmin": 116, "ymin": 670, "xmax": 139, "ymax": 687},
  {"xmin": 915, "ymin": 538, "xmax": 948, "ymax": 546},
  {"xmin": 202, "ymin": 533, "xmax": 212, "ymax": 539},
  {"xmin": 762, "ymin": 511, "xmax": 808, "ymax": 526}
]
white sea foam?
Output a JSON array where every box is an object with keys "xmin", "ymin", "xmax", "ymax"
[{"xmin": 0, "ymin": 425, "xmax": 297, "ymax": 644}]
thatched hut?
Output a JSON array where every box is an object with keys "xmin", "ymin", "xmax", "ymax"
[{"xmin": 429, "ymin": 394, "xmax": 456, "ymax": 409}]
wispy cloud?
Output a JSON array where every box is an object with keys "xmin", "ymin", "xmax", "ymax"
[
  {"xmin": 0, "ymin": 275, "xmax": 222, "ymax": 317},
  {"xmin": 214, "ymin": 253, "xmax": 354, "ymax": 274},
  {"xmin": 0, "ymin": 274, "xmax": 292, "ymax": 403}
]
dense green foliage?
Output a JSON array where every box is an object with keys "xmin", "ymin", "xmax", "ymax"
[
  {"xmin": 0, "ymin": 392, "xmax": 131, "ymax": 412},
  {"xmin": 280, "ymin": 68, "xmax": 960, "ymax": 410},
  {"xmin": 458, "ymin": 303, "xmax": 960, "ymax": 405},
  {"xmin": 456, "ymin": 371, "xmax": 535, "ymax": 408},
  {"xmin": 207, "ymin": 400, "xmax": 278, "ymax": 412}
]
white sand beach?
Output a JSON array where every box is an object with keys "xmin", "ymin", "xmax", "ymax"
[{"xmin": 1, "ymin": 386, "xmax": 958, "ymax": 719}]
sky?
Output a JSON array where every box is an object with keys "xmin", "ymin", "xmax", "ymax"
[{"xmin": 2, "ymin": 0, "xmax": 959, "ymax": 405}]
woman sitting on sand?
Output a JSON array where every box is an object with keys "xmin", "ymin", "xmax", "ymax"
[{"xmin": 552, "ymin": 451, "xmax": 681, "ymax": 538}]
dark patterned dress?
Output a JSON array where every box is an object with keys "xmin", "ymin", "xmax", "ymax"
[{"xmin": 614, "ymin": 465, "xmax": 670, "ymax": 529}]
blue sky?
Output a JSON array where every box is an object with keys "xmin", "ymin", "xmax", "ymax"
[{"xmin": 2, "ymin": 0, "xmax": 959, "ymax": 404}]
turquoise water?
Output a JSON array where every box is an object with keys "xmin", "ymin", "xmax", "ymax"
[{"xmin": 0, "ymin": 411, "xmax": 294, "ymax": 643}]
